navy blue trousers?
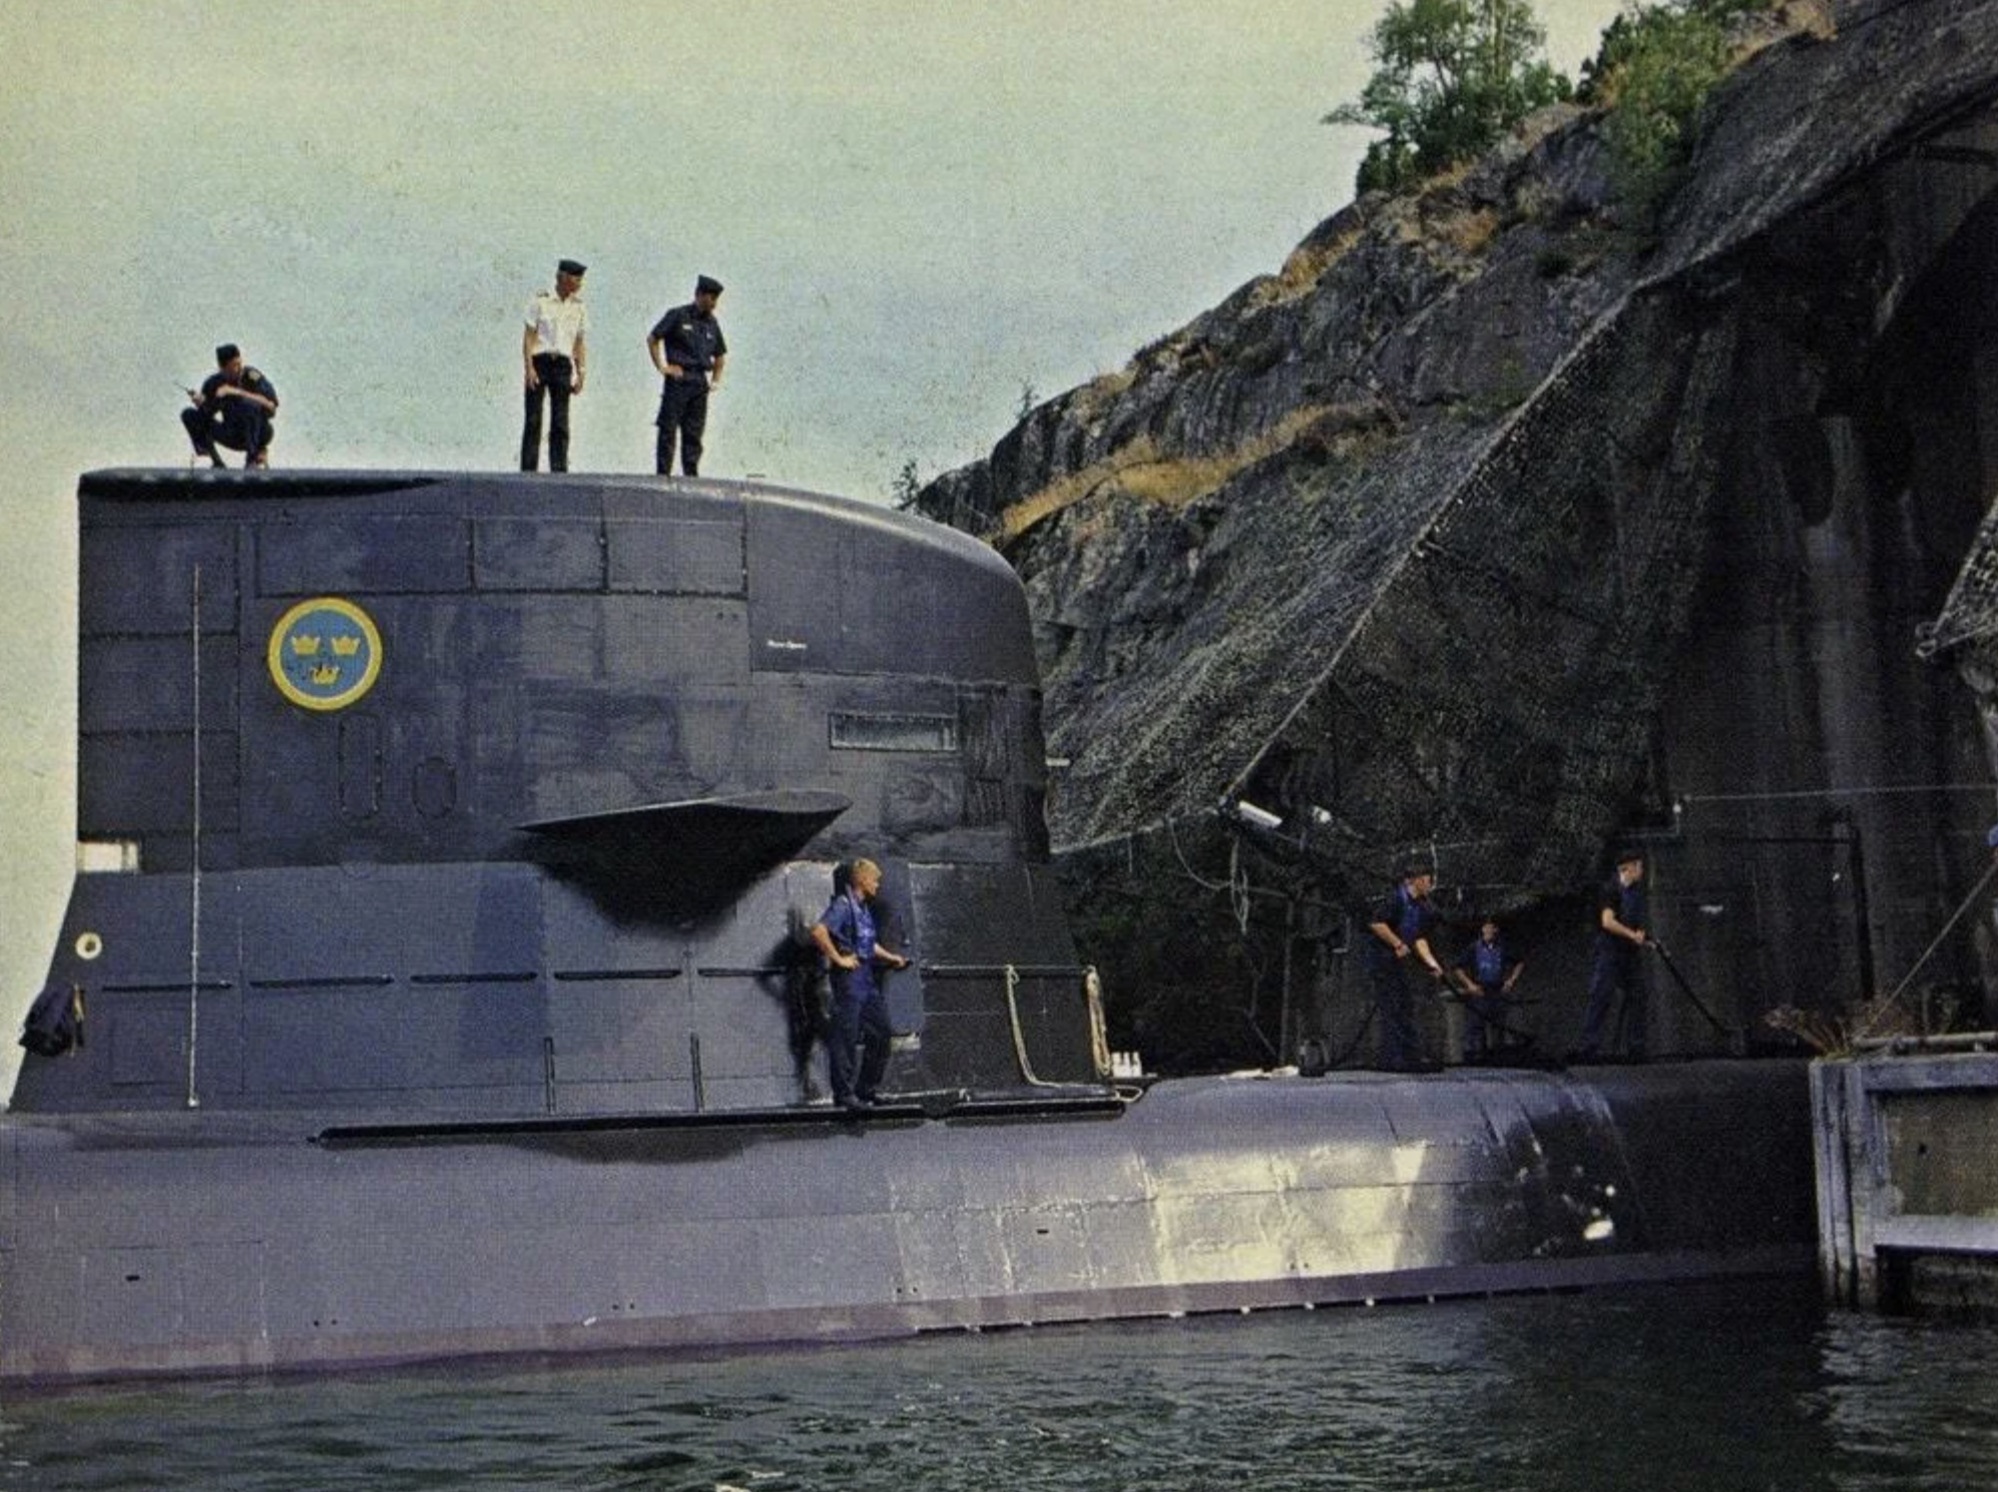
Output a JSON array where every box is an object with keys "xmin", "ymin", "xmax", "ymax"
[
  {"xmin": 655, "ymin": 378, "xmax": 710, "ymax": 475},
  {"xmin": 182, "ymin": 401, "xmax": 272, "ymax": 465},
  {"xmin": 1369, "ymin": 959, "xmax": 1424, "ymax": 1070},
  {"xmin": 1578, "ymin": 946, "xmax": 1646, "ymax": 1057},
  {"xmin": 828, "ymin": 983, "xmax": 891, "ymax": 1103}
]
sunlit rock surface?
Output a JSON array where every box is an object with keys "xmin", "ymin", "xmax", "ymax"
[{"xmin": 920, "ymin": 0, "xmax": 1998, "ymax": 1050}]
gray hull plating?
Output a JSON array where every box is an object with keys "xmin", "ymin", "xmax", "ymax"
[
  {"xmin": 4, "ymin": 470, "xmax": 1812, "ymax": 1386},
  {"xmin": 0, "ymin": 1062, "xmax": 1812, "ymax": 1384}
]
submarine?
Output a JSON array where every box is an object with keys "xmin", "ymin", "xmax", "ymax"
[{"xmin": 1, "ymin": 469, "xmax": 1811, "ymax": 1385}]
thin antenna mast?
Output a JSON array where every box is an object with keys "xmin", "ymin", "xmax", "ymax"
[{"xmin": 186, "ymin": 564, "xmax": 202, "ymax": 1110}]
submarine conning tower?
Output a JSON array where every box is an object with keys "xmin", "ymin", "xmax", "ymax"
[{"xmin": 13, "ymin": 470, "xmax": 1101, "ymax": 1116}]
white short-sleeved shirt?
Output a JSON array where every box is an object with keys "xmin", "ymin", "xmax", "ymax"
[{"xmin": 525, "ymin": 290, "xmax": 589, "ymax": 358}]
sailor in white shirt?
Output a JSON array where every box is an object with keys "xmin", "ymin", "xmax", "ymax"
[{"xmin": 521, "ymin": 258, "xmax": 589, "ymax": 471}]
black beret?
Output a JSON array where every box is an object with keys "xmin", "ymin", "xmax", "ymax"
[
  {"xmin": 558, "ymin": 258, "xmax": 587, "ymax": 276},
  {"xmin": 696, "ymin": 274, "xmax": 724, "ymax": 296}
]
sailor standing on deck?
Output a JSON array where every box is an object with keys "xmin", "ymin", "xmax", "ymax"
[
  {"xmin": 1574, "ymin": 848, "xmax": 1649, "ymax": 1060},
  {"xmin": 1365, "ymin": 867, "xmax": 1446, "ymax": 1071},
  {"xmin": 1452, "ymin": 917, "xmax": 1523, "ymax": 1062},
  {"xmin": 521, "ymin": 258, "xmax": 589, "ymax": 472},
  {"xmin": 810, "ymin": 858, "xmax": 909, "ymax": 1114}
]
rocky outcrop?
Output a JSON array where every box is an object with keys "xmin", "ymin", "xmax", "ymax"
[{"xmin": 920, "ymin": 0, "xmax": 1998, "ymax": 1065}]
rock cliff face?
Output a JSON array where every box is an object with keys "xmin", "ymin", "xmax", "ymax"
[{"xmin": 919, "ymin": 0, "xmax": 1998, "ymax": 1067}]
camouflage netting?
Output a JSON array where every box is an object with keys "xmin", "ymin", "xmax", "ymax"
[
  {"xmin": 1924, "ymin": 474, "xmax": 1998, "ymax": 782},
  {"xmin": 1230, "ymin": 298, "xmax": 1739, "ymax": 904},
  {"xmin": 907, "ymin": 0, "xmax": 1998, "ymax": 1070},
  {"xmin": 953, "ymin": 0, "xmax": 1998, "ymax": 910},
  {"xmin": 1045, "ymin": 296, "xmax": 1735, "ymax": 914},
  {"xmin": 1652, "ymin": 0, "xmax": 1998, "ymax": 283},
  {"xmin": 1927, "ymin": 503, "xmax": 1998, "ymax": 659}
]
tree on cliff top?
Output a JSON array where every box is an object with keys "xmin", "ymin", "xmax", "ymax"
[
  {"xmin": 1326, "ymin": 0, "xmax": 1571, "ymax": 195},
  {"xmin": 1579, "ymin": 0, "xmax": 1776, "ymax": 222}
]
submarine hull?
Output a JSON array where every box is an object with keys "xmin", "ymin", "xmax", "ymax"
[
  {"xmin": 4, "ymin": 470, "xmax": 1813, "ymax": 1385},
  {"xmin": 1, "ymin": 1062, "xmax": 1812, "ymax": 1385}
]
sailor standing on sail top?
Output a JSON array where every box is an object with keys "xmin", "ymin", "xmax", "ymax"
[
  {"xmin": 647, "ymin": 274, "xmax": 727, "ymax": 476},
  {"xmin": 810, "ymin": 857, "xmax": 909, "ymax": 1114},
  {"xmin": 521, "ymin": 258, "xmax": 589, "ymax": 472},
  {"xmin": 1364, "ymin": 866, "xmax": 1446, "ymax": 1071}
]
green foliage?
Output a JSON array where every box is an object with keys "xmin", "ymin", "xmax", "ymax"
[
  {"xmin": 1326, "ymin": 0, "xmax": 1572, "ymax": 196},
  {"xmin": 889, "ymin": 457, "xmax": 922, "ymax": 511},
  {"xmin": 1580, "ymin": 0, "xmax": 1774, "ymax": 221}
]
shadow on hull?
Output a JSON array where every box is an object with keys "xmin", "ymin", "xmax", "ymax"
[
  {"xmin": 2, "ymin": 1062, "xmax": 1813, "ymax": 1386},
  {"xmin": 2, "ymin": 471, "xmax": 1815, "ymax": 1386}
]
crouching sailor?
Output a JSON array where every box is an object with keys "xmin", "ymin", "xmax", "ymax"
[
  {"xmin": 182, "ymin": 343, "xmax": 279, "ymax": 467},
  {"xmin": 810, "ymin": 857, "xmax": 910, "ymax": 1114}
]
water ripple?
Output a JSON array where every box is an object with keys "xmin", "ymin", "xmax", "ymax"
[{"xmin": 4, "ymin": 1281, "xmax": 1997, "ymax": 1490}]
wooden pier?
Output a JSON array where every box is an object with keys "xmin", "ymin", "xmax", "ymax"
[{"xmin": 1811, "ymin": 1040, "xmax": 1998, "ymax": 1311}]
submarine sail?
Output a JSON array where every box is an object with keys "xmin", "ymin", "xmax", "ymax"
[
  {"xmin": 12, "ymin": 470, "xmax": 1092, "ymax": 1119},
  {"xmin": 1, "ymin": 469, "xmax": 1810, "ymax": 1386}
]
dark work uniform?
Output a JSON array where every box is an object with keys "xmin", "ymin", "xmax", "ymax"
[
  {"xmin": 819, "ymin": 891, "xmax": 892, "ymax": 1108},
  {"xmin": 1365, "ymin": 882, "xmax": 1436, "ymax": 1070},
  {"xmin": 1578, "ymin": 875, "xmax": 1648, "ymax": 1058},
  {"xmin": 650, "ymin": 301, "xmax": 726, "ymax": 475},
  {"xmin": 181, "ymin": 368, "xmax": 278, "ymax": 465},
  {"xmin": 1453, "ymin": 935, "xmax": 1518, "ymax": 1060}
]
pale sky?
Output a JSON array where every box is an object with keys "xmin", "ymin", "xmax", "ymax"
[{"xmin": 0, "ymin": 0, "xmax": 1623, "ymax": 1097}]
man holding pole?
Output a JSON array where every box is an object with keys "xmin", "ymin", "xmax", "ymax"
[{"xmin": 1575, "ymin": 848, "xmax": 1649, "ymax": 1060}]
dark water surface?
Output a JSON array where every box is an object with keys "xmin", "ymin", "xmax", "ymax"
[{"xmin": 4, "ymin": 1277, "xmax": 1997, "ymax": 1490}]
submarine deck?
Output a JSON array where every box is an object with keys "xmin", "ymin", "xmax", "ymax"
[{"xmin": 0, "ymin": 1060, "xmax": 1814, "ymax": 1386}]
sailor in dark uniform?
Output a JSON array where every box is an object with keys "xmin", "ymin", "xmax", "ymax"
[
  {"xmin": 1364, "ymin": 866, "xmax": 1445, "ymax": 1070},
  {"xmin": 1452, "ymin": 917, "xmax": 1523, "ymax": 1061},
  {"xmin": 647, "ymin": 274, "xmax": 728, "ymax": 476},
  {"xmin": 809, "ymin": 856, "xmax": 909, "ymax": 1113},
  {"xmin": 1575, "ymin": 848, "xmax": 1649, "ymax": 1059},
  {"xmin": 181, "ymin": 343, "xmax": 278, "ymax": 468}
]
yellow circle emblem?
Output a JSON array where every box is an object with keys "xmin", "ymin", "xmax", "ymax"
[{"xmin": 267, "ymin": 597, "xmax": 383, "ymax": 712}]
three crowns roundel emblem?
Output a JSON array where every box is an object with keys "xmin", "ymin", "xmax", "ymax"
[{"xmin": 266, "ymin": 597, "xmax": 383, "ymax": 712}]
